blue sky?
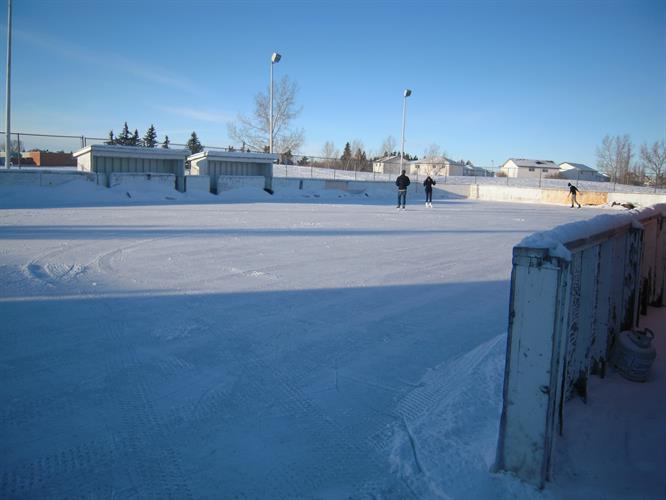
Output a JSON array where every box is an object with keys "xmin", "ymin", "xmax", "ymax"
[{"xmin": 2, "ymin": 0, "xmax": 665, "ymax": 167}]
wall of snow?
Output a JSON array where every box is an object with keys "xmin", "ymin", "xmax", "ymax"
[
  {"xmin": 185, "ymin": 175, "xmax": 211, "ymax": 194},
  {"xmin": 495, "ymin": 204, "xmax": 666, "ymax": 488}
]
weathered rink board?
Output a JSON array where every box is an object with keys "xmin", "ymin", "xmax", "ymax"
[{"xmin": 495, "ymin": 204, "xmax": 666, "ymax": 488}]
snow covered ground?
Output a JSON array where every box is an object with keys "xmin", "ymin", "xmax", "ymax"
[{"xmin": 1, "ymin": 181, "xmax": 664, "ymax": 499}]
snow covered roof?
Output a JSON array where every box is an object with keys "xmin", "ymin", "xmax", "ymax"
[
  {"xmin": 187, "ymin": 150, "xmax": 278, "ymax": 163},
  {"xmin": 559, "ymin": 162, "xmax": 596, "ymax": 171},
  {"xmin": 410, "ymin": 156, "xmax": 460, "ymax": 165},
  {"xmin": 374, "ymin": 155, "xmax": 402, "ymax": 163},
  {"xmin": 504, "ymin": 158, "xmax": 559, "ymax": 169},
  {"xmin": 73, "ymin": 144, "xmax": 189, "ymax": 160}
]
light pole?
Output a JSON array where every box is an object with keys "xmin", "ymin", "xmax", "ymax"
[
  {"xmin": 4, "ymin": 0, "xmax": 12, "ymax": 169},
  {"xmin": 400, "ymin": 88, "xmax": 412, "ymax": 174},
  {"xmin": 269, "ymin": 52, "xmax": 281, "ymax": 154}
]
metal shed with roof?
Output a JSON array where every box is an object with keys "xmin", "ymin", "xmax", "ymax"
[
  {"xmin": 188, "ymin": 150, "xmax": 278, "ymax": 193},
  {"xmin": 73, "ymin": 144, "xmax": 189, "ymax": 191}
]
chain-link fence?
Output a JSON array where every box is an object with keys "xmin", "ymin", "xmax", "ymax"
[{"xmin": 1, "ymin": 130, "xmax": 664, "ymax": 194}]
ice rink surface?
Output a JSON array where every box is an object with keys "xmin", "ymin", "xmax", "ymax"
[{"xmin": 1, "ymin": 194, "xmax": 663, "ymax": 499}]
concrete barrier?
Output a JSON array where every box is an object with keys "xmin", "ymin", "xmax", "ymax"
[{"xmin": 495, "ymin": 204, "xmax": 666, "ymax": 488}]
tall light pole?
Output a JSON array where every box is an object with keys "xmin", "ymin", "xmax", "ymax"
[
  {"xmin": 269, "ymin": 52, "xmax": 281, "ymax": 154},
  {"xmin": 400, "ymin": 88, "xmax": 412, "ymax": 174},
  {"xmin": 4, "ymin": 0, "xmax": 12, "ymax": 169}
]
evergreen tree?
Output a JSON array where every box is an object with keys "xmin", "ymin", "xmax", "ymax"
[
  {"xmin": 130, "ymin": 129, "xmax": 141, "ymax": 147},
  {"xmin": 187, "ymin": 131, "xmax": 203, "ymax": 154},
  {"xmin": 161, "ymin": 135, "xmax": 170, "ymax": 149},
  {"xmin": 117, "ymin": 122, "xmax": 131, "ymax": 146},
  {"xmin": 297, "ymin": 156, "xmax": 309, "ymax": 166},
  {"xmin": 340, "ymin": 142, "xmax": 352, "ymax": 162},
  {"xmin": 143, "ymin": 125, "xmax": 157, "ymax": 148},
  {"xmin": 106, "ymin": 130, "xmax": 115, "ymax": 145},
  {"xmin": 280, "ymin": 149, "xmax": 294, "ymax": 165}
]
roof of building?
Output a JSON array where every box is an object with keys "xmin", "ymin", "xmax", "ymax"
[
  {"xmin": 188, "ymin": 150, "xmax": 278, "ymax": 163},
  {"xmin": 503, "ymin": 158, "xmax": 559, "ymax": 169},
  {"xmin": 410, "ymin": 156, "xmax": 460, "ymax": 165},
  {"xmin": 73, "ymin": 144, "xmax": 190, "ymax": 160},
  {"xmin": 559, "ymin": 162, "xmax": 596, "ymax": 171},
  {"xmin": 374, "ymin": 155, "xmax": 403, "ymax": 163}
]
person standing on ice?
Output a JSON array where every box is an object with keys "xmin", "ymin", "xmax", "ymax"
[
  {"xmin": 567, "ymin": 182, "xmax": 582, "ymax": 208},
  {"xmin": 423, "ymin": 175, "xmax": 436, "ymax": 207},
  {"xmin": 395, "ymin": 170, "xmax": 411, "ymax": 209}
]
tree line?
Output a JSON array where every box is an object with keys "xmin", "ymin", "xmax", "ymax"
[
  {"xmin": 105, "ymin": 122, "xmax": 204, "ymax": 154},
  {"xmin": 597, "ymin": 135, "xmax": 666, "ymax": 187}
]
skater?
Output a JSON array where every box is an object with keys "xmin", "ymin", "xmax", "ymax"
[
  {"xmin": 423, "ymin": 175, "xmax": 436, "ymax": 207},
  {"xmin": 395, "ymin": 170, "xmax": 411, "ymax": 209},
  {"xmin": 568, "ymin": 182, "xmax": 582, "ymax": 208}
]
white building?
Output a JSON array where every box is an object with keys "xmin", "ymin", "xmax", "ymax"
[
  {"xmin": 409, "ymin": 157, "xmax": 465, "ymax": 176},
  {"xmin": 559, "ymin": 162, "xmax": 610, "ymax": 182},
  {"xmin": 500, "ymin": 158, "xmax": 560, "ymax": 178},
  {"xmin": 373, "ymin": 155, "xmax": 406, "ymax": 175}
]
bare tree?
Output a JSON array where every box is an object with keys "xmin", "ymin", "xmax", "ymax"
[
  {"xmin": 228, "ymin": 75, "xmax": 305, "ymax": 154},
  {"xmin": 321, "ymin": 141, "xmax": 338, "ymax": 159},
  {"xmin": 596, "ymin": 134, "xmax": 633, "ymax": 184},
  {"xmin": 640, "ymin": 139, "xmax": 666, "ymax": 188},
  {"xmin": 423, "ymin": 143, "xmax": 441, "ymax": 160},
  {"xmin": 379, "ymin": 136, "xmax": 396, "ymax": 157},
  {"xmin": 320, "ymin": 141, "xmax": 339, "ymax": 168}
]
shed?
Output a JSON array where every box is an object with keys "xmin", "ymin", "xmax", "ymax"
[
  {"xmin": 73, "ymin": 145, "xmax": 189, "ymax": 191},
  {"xmin": 188, "ymin": 150, "xmax": 278, "ymax": 193}
]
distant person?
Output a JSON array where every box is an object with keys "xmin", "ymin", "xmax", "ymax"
[
  {"xmin": 423, "ymin": 175, "xmax": 436, "ymax": 207},
  {"xmin": 568, "ymin": 182, "xmax": 582, "ymax": 208},
  {"xmin": 395, "ymin": 170, "xmax": 411, "ymax": 209}
]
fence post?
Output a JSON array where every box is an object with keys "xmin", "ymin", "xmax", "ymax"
[{"xmin": 16, "ymin": 133, "xmax": 20, "ymax": 168}]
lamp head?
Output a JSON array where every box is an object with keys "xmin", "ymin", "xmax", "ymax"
[
  {"xmin": 404, "ymin": 89, "xmax": 412, "ymax": 97},
  {"xmin": 272, "ymin": 52, "xmax": 282, "ymax": 63}
]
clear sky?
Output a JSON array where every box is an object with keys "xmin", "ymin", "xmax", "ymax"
[{"xmin": 2, "ymin": 0, "xmax": 665, "ymax": 167}]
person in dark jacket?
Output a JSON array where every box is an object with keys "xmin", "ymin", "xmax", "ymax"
[
  {"xmin": 395, "ymin": 170, "xmax": 411, "ymax": 209},
  {"xmin": 423, "ymin": 175, "xmax": 436, "ymax": 207},
  {"xmin": 568, "ymin": 182, "xmax": 581, "ymax": 208}
]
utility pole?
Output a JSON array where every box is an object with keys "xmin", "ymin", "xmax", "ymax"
[
  {"xmin": 4, "ymin": 0, "xmax": 12, "ymax": 168},
  {"xmin": 400, "ymin": 89, "xmax": 411, "ymax": 174}
]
